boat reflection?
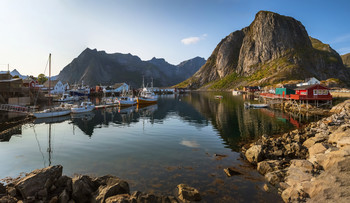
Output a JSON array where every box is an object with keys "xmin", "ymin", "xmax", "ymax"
[{"xmin": 33, "ymin": 114, "xmax": 71, "ymax": 125}]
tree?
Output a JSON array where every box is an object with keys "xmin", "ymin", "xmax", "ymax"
[{"xmin": 38, "ymin": 73, "xmax": 48, "ymax": 84}]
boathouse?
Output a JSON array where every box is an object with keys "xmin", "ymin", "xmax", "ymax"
[
  {"xmin": 289, "ymin": 84, "xmax": 332, "ymax": 108},
  {"xmin": 291, "ymin": 84, "xmax": 332, "ymax": 100}
]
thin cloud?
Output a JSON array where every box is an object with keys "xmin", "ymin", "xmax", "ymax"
[
  {"xmin": 331, "ymin": 34, "xmax": 350, "ymax": 44},
  {"xmin": 337, "ymin": 47, "xmax": 350, "ymax": 55},
  {"xmin": 181, "ymin": 34, "xmax": 207, "ymax": 45}
]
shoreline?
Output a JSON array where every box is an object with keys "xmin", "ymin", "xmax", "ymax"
[
  {"xmin": 0, "ymin": 165, "xmax": 201, "ymax": 202},
  {"xmin": 241, "ymin": 99, "xmax": 350, "ymax": 202}
]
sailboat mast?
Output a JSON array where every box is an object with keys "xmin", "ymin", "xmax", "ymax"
[
  {"xmin": 49, "ymin": 53, "xmax": 51, "ymax": 97},
  {"xmin": 48, "ymin": 53, "xmax": 51, "ymax": 106}
]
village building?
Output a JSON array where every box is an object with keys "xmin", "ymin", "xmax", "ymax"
[
  {"xmin": 0, "ymin": 72, "xmax": 24, "ymax": 102},
  {"xmin": 243, "ymin": 86, "xmax": 260, "ymax": 93},
  {"xmin": 43, "ymin": 80, "xmax": 69, "ymax": 94},
  {"xmin": 22, "ymin": 78, "xmax": 39, "ymax": 88},
  {"xmin": 275, "ymin": 87, "xmax": 295, "ymax": 96},
  {"xmin": 296, "ymin": 77, "xmax": 320, "ymax": 87},
  {"xmin": 103, "ymin": 83, "xmax": 129, "ymax": 93}
]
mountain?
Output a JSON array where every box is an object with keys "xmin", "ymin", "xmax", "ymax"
[
  {"xmin": 341, "ymin": 53, "xmax": 350, "ymax": 68},
  {"xmin": 178, "ymin": 11, "xmax": 350, "ymax": 89},
  {"xmin": 57, "ymin": 48, "xmax": 205, "ymax": 87}
]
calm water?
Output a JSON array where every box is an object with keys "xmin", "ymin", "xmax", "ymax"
[{"xmin": 0, "ymin": 92, "xmax": 318, "ymax": 202}]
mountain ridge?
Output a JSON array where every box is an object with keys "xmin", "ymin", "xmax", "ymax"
[{"xmin": 57, "ymin": 48, "xmax": 205, "ymax": 87}]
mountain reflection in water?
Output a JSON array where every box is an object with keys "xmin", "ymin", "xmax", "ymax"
[{"xmin": 0, "ymin": 93, "xmax": 320, "ymax": 202}]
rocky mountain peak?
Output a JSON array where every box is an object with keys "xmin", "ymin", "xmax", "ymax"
[
  {"xmin": 237, "ymin": 10, "xmax": 311, "ymax": 75},
  {"xmin": 179, "ymin": 10, "xmax": 350, "ymax": 89}
]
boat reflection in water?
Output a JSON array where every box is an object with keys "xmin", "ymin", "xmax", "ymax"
[{"xmin": 33, "ymin": 114, "xmax": 72, "ymax": 125}]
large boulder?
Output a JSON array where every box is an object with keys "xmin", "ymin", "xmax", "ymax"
[
  {"xmin": 245, "ymin": 145, "xmax": 263, "ymax": 164},
  {"xmin": 94, "ymin": 175, "xmax": 130, "ymax": 203},
  {"xmin": 309, "ymin": 146, "xmax": 350, "ymax": 170},
  {"xmin": 308, "ymin": 143, "xmax": 327, "ymax": 158},
  {"xmin": 176, "ymin": 184, "xmax": 201, "ymax": 202},
  {"xmin": 264, "ymin": 170, "xmax": 284, "ymax": 186},
  {"xmin": 72, "ymin": 175, "xmax": 97, "ymax": 203},
  {"xmin": 257, "ymin": 160, "xmax": 281, "ymax": 175},
  {"xmin": 15, "ymin": 165, "xmax": 63, "ymax": 200}
]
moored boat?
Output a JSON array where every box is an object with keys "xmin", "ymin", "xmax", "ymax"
[
  {"xmin": 137, "ymin": 89, "xmax": 158, "ymax": 105},
  {"xmin": 244, "ymin": 102, "xmax": 268, "ymax": 108},
  {"xmin": 33, "ymin": 104, "xmax": 72, "ymax": 118},
  {"xmin": 56, "ymin": 93, "xmax": 79, "ymax": 102},
  {"xmin": 71, "ymin": 101, "xmax": 95, "ymax": 113},
  {"xmin": 137, "ymin": 77, "xmax": 158, "ymax": 105},
  {"xmin": 33, "ymin": 54, "xmax": 72, "ymax": 118},
  {"xmin": 117, "ymin": 96, "xmax": 137, "ymax": 107}
]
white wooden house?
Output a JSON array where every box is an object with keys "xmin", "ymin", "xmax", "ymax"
[
  {"xmin": 43, "ymin": 80, "xmax": 70, "ymax": 94},
  {"xmin": 296, "ymin": 77, "xmax": 320, "ymax": 87}
]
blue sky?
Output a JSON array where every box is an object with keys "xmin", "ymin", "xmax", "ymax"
[{"xmin": 0, "ymin": 0, "xmax": 349, "ymax": 76}]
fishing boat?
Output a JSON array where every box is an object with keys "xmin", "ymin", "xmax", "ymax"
[
  {"xmin": 244, "ymin": 102, "xmax": 269, "ymax": 108},
  {"xmin": 117, "ymin": 96, "xmax": 137, "ymax": 107},
  {"xmin": 137, "ymin": 77, "xmax": 158, "ymax": 105},
  {"xmin": 33, "ymin": 54, "xmax": 72, "ymax": 118},
  {"xmin": 71, "ymin": 101, "xmax": 95, "ymax": 113},
  {"xmin": 55, "ymin": 93, "xmax": 79, "ymax": 102}
]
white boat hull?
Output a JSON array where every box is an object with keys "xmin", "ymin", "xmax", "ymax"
[{"xmin": 33, "ymin": 110, "xmax": 71, "ymax": 118}]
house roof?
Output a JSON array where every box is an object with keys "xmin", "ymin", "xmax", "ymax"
[
  {"xmin": 112, "ymin": 83, "xmax": 127, "ymax": 89},
  {"xmin": 294, "ymin": 84, "xmax": 328, "ymax": 90}
]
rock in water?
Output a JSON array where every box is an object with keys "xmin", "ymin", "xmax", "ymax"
[
  {"xmin": 15, "ymin": 165, "xmax": 62, "ymax": 200},
  {"xmin": 177, "ymin": 184, "xmax": 201, "ymax": 202},
  {"xmin": 224, "ymin": 167, "xmax": 242, "ymax": 177},
  {"xmin": 245, "ymin": 145, "xmax": 263, "ymax": 164}
]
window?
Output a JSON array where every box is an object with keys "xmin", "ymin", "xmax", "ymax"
[{"xmin": 313, "ymin": 89, "xmax": 328, "ymax": 95}]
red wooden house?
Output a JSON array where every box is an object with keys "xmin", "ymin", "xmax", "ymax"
[{"xmin": 290, "ymin": 84, "xmax": 332, "ymax": 100}]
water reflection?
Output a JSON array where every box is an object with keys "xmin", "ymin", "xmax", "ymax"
[
  {"xmin": 1, "ymin": 93, "xmax": 320, "ymax": 202},
  {"xmin": 1, "ymin": 93, "xmax": 317, "ymax": 148}
]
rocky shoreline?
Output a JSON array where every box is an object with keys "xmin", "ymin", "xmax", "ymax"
[
  {"xmin": 0, "ymin": 165, "xmax": 201, "ymax": 203},
  {"xmin": 242, "ymin": 99, "xmax": 350, "ymax": 202}
]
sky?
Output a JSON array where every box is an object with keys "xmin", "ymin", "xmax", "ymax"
[{"xmin": 0, "ymin": 0, "xmax": 349, "ymax": 76}]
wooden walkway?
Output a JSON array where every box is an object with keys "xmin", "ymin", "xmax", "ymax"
[{"xmin": 0, "ymin": 104, "xmax": 31, "ymax": 114}]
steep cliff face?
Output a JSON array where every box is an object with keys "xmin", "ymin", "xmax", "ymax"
[
  {"xmin": 179, "ymin": 11, "xmax": 350, "ymax": 89},
  {"xmin": 58, "ymin": 48, "xmax": 205, "ymax": 87},
  {"xmin": 236, "ymin": 11, "xmax": 311, "ymax": 76}
]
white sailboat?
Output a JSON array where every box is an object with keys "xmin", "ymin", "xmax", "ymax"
[{"xmin": 33, "ymin": 54, "xmax": 71, "ymax": 118}]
